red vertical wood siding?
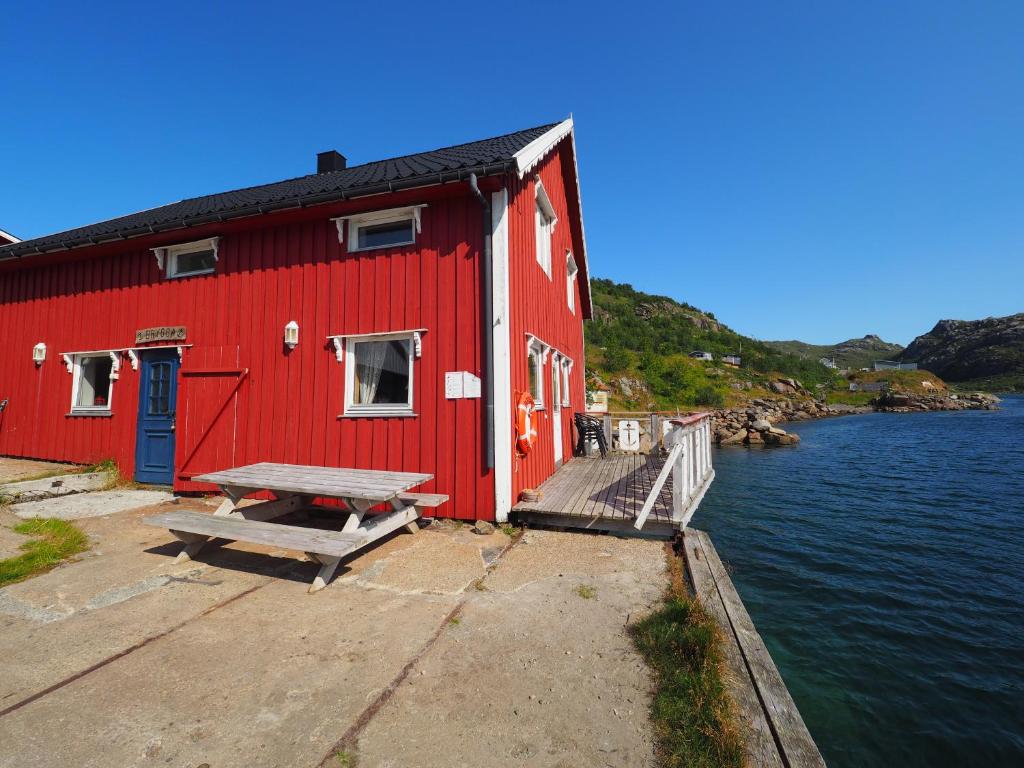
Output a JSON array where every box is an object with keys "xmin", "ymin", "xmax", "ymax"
[
  {"xmin": 0, "ymin": 193, "xmax": 494, "ymax": 520},
  {"xmin": 0, "ymin": 140, "xmax": 590, "ymax": 519},
  {"xmin": 506, "ymin": 143, "xmax": 588, "ymax": 502}
]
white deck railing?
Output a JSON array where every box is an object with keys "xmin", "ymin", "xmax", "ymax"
[{"xmin": 634, "ymin": 413, "xmax": 715, "ymax": 531}]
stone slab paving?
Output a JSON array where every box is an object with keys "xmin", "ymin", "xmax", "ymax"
[
  {"xmin": 12, "ymin": 489, "xmax": 175, "ymax": 520},
  {"xmin": 1, "ymin": 472, "xmax": 112, "ymax": 503}
]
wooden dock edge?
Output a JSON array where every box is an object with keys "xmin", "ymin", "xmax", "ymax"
[{"xmin": 683, "ymin": 528, "xmax": 827, "ymax": 768}]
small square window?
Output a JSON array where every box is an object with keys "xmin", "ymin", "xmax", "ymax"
[
  {"xmin": 159, "ymin": 238, "xmax": 220, "ymax": 279},
  {"xmin": 357, "ymin": 219, "xmax": 414, "ymax": 250},
  {"xmin": 171, "ymin": 248, "xmax": 216, "ymax": 277},
  {"xmin": 345, "ymin": 334, "xmax": 416, "ymax": 416},
  {"xmin": 72, "ymin": 354, "xmax": 115, "ymax": 413},
  {"xmin": 338, "ymin": 207, "xmax": 424, "ymax": 253}
]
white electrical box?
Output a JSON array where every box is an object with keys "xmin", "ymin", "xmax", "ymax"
[
  {"xmin": 445, "ymin": 372, "xmax": 463, "ymax": 399},
  {"xmin": 462, "ymin": 372, "xmax": 481, "ymax": 398},
  {"xmin": 445, "ymin": 371, "xmax": 482, "ymax": 399}
]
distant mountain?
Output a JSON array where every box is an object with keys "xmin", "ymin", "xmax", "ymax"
[
  {"xmin": 899, "ymin": 314, "xmax": 1024, "ymax": 390},
  {"xmin": 764, "ymin": 335, "xmax": 904, "ymax": 371}
]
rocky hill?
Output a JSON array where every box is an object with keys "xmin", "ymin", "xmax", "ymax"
[
  {"xmin": 764, "ymin": 334, "xmax": 904, "ymax": 370},
  {"xmin": 586, "ymin": 279, "xmax": 841, "ymax": 410},
  {"xmin": 898, "ymin": 314, "xmax": 1024, "ymax": 390}
]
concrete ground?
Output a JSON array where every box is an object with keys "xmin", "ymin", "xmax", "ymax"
[
  {"xmin": 0, "ymin": 457, "xmax": 72, "ymax": 484},
  {"xmin": 0, "ymin": 476, "xmax": 668, "ymax": 768}
]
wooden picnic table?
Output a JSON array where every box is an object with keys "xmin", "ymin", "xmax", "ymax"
[{"xmin": 143, "ymin": 463, "xmax": 447, "ymax": 592}]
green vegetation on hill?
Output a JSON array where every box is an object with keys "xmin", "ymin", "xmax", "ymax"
[
  {"xmin": 586, "ymin": 279, "xmax": 842, "ymax": 409},
  {"xmin": 824, "ymin": 369, "xmax": 946, "ymax": 406},
  {"xmin": 764, "ymin": 334, "xmax": 904, "ymax": 371}
]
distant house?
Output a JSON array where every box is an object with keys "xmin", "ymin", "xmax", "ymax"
[
  {"xmin": 0, "ymin": 228, "xmax": 19, "ymax": 245},
  {"xmin": 689, "ymin": 350, "xmax": 713, "ymax": 361},
  {"xmin": 819, "ymin": 357, "xmax": 837, "ymax": 369},
  {"xmin": 721, "ymin": 354, "xmax": 741, "ymax": 367},
  {"xmin": 873, "ymin": 360, "xmax": 917, "ymax": 372}
]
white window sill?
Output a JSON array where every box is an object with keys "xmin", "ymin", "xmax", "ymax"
[
  {"xmin": 67, "ymin": 410, "xmax": 113, "ymax": 418},
  {"xmin": 166, "ymin": 269, "xmax": 215, "ymax": 279},
  {"xmin": 348, "ymin": 239, "xmax": 415, "ymax": 254},
  {"xmin": 339, "ymin": 410, "xmax": 418, "ymax": 419}
]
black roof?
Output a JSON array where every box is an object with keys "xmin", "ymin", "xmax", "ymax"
[{"xmin": 0, "ymin": 122, "xmax": 558, "ymax": 260}]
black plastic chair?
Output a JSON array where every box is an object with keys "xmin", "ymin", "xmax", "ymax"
[{"xmin": 574, "ymin": 413, "xmax": 608, "ymax": 458}]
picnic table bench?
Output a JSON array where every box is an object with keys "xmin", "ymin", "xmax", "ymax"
[{"xmin": 143, "ymin": 463, "xmax": 447, "ymax": 592}]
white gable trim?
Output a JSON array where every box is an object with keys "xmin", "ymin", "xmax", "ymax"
[
  {"xmin": 0, "ymin": 228, "xmax": 20, "ymax": 244},
  {"xmin": 513, "ymin": 118, "xmax": 574, "ymax": 179},
  {"xmin": 513, "ymin": 117, "xmax": 592, "ymax": 314}
]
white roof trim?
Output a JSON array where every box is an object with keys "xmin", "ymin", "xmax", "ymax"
[
  {"xmin": 565, "ymin": 125, "xmax": 592, "ymax": 313},
  {"xmin": 0, "ymin": 228, "xmax": 21, "ymax": 243},
  {"xmin": 513, "ymin": 117, "xmax": 592, "ymax": 313},
  {"xmin": 513, "ymin": 118, "xmax": 574, "ymax": 179}
]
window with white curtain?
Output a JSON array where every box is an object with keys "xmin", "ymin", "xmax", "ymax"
[
  {"xmin": 71, "ymin": 353, "xmax": 115, "ymax": 414},
  {"xmin": 344, "ymin": 334, "xmax": 415, "ymax": 416}
]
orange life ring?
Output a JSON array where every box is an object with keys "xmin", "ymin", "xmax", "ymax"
[{"xmin": 516, "ymin": 392, "xmax": 537, "ymax": 455}]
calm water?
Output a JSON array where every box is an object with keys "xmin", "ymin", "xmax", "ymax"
[{"xmin": 692, "ymin": 395, "xmax": 1024, "ymax": 767}]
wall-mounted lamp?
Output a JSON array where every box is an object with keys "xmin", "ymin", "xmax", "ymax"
[
  {"xmin": 284, "ymin": 321, "xmax": 299, "ymax": 350},
  {"xmin": 32, "ymin": 343, "xmax": 46, "ymax": 365}
]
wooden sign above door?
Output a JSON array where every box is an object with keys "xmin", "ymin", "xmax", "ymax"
[{"xmin": 136, "ymin": 326, "xmax": 187, "ymax": 344}]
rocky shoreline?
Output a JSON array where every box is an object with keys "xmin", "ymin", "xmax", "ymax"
[{"xmin": 711, "ymin": 391, "xmax": 1000, "ymax": 447}]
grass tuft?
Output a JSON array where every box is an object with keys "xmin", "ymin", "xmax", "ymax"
[
  {"xmin": 629, "ymin": 555, "xmax": 744, "ymax": 768},
  {"xmin": 574, "ymin": 584, "xmax": 597, "ymax": 600},
  {"xmin": 0, "ymin": 518, "xmax": 90, "ymax": 587}
]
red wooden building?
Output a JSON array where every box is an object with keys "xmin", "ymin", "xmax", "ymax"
[{"xmin": 0, "ymin": 120, "xmax": 591, "ymax": 522}]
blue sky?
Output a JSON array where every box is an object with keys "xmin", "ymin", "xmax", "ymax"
[{"xmin": 2, "ymin": 1, "xmax": 1021, "ymax": 344}]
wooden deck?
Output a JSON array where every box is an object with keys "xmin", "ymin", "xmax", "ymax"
[
  {"xmin": 511, "ymin": 455, "xmax": 677, "ymax": 536},
  {"xmin": 684, "ymin": 528, "xmax": 826, "ymax": 768}
]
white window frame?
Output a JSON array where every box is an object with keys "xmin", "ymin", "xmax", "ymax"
[
  {"xmin": 566, "ymin": 251, "xmax": 578, "ymax": 313},
  {"xmin": 343, "ymin": 331, "xmax": 417, "ymax": 417},
  {"xmin": 561, "ymin": 357, "xmax": 573, "ymax": 407},
  {"xmin": 534, "ymin": 178, "xmax": 557, "ymax": 278},
  {"xmin": 527, "ymin": 337, "xmax": 548, "ymax": 409},
  {"xmin": 333, "ymin": 205, "xmax": 426, "ymax": 254},
  {"xmin": 70, "ymin": 352, "xmax": 117, "ymax": 415},
  {"xmin": 152, "ymin": 237, "xmax": 220, "ymax": 279}
]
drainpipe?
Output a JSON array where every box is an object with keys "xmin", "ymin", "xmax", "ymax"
[{"xmin": 469, "ymin": 173, "xmax": 495, "ymax": 471}]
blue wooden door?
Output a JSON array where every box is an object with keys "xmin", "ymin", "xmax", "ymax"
[{"xmin": 134, "ymin": 350, "xmax": 179, "ymax": 484}]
